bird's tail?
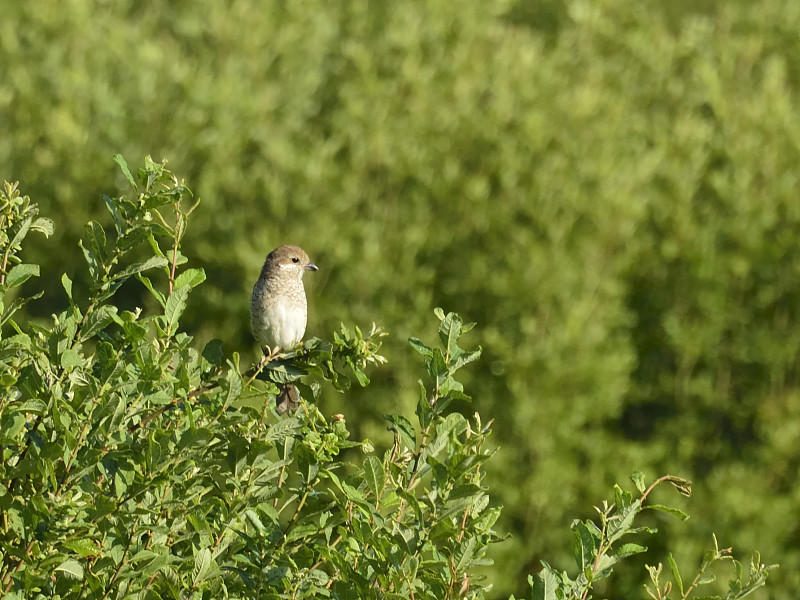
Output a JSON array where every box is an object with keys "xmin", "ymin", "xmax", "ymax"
[{"xmin": 276, "ymin": 383, "xmax": 300, "ymax": 414}]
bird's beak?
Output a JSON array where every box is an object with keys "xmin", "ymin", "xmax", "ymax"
[{"xmin": 305, "ymin": 262, "xmax": 319, "ymax": 272}]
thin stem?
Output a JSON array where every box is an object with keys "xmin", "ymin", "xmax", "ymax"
[
  {"xmin": 0, "ymin": 244, "xmax": 11, "ymax": 284},
  {"xmin": 581, "ymin": 506, "xmax": 612, "ymax": 600},
  {"xmin": 168, "ymin": 204, "xmax": 180, "ymax": 294},
  {"xmin": 681, "ymin": 542, "xmax": 731, "ymax": 599},
  {"xmin": 1, "ymin": 540, "xmax": 35, "ymax": 594},
  {"xmin": 99, "ymin": 519, "xmax": 138, "ymax": 600},
  {"xmin": 308, "ymin": 535, "xmax": 342, "ymax": 572},
  {"xmin": 273, "ymin": 464, "xmax": 288, "ymax": 509}
]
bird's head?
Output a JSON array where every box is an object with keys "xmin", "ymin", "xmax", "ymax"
[{"xmin": 264, "ymin": 244, "xmax": 318, "ymax": 280}]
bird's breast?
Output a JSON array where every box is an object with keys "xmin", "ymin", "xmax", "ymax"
[{"xmin": 250, "ymin": 281, "xmax": 307, "ymax": 349}]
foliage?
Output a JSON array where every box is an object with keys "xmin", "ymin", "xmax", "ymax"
[
  {"xmin": 4, "ymin": 1, "xmax": 800, "ymax": 597},
  {"xmin": 0, "ymin": 162, "xmax": 774, "ymax": 599},
  {"xmin": 0, "ymin": 161, "xmax": 503, "ymax": 598},
  {"xmin": 514, "ymin": 474, "xmax": 774, "ymax": 600}
]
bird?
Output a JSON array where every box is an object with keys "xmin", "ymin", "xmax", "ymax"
[{"xmin": 250, "ymin": 244, "xmax": 318, "ymax": 413}]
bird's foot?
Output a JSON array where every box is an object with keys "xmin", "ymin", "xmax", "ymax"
[{"xmin": 258, "ymin": 345, "xmax": 282, "ymax": 367}]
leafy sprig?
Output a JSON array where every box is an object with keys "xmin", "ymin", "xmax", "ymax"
[{"xmin": 514, "ymin": 473, "xmax": 775, "ymax": 600}]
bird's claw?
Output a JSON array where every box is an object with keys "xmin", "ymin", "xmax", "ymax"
[{"xmin": 258, "ymin": 345, "xmax": 282, "ymax": 366}]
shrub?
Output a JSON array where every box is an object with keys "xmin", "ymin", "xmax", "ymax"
[{"xmin": 0, "ymin": 159, "xmax": 773, "ymax": 599}]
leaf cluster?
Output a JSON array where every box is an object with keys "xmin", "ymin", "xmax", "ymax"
[
  {"xmin": 0, "ymin": 181, "xmax": 54, "ymax": 332},
  {"xmin": 0, "ymin": 159, "xmax": 774, "ymax": 600},
  {"xmin": 515, "ymin": 474, "xmax": 774, "ymax": 600},
  {"xmin": 0, "ymin": 159, "xmax": 502, "ymax": 599}
]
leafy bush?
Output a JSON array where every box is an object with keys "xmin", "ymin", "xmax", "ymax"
[
  {"xmin": 6, "ymin": 3, "xmax": 800, "ymax": 595},
  {"xmin": 1, "ymin": 159, "xmax": 500, "ymax": 598},
  {"xmin": 0, "ymin": 160, "xmax": 774, "ymax": 599}
]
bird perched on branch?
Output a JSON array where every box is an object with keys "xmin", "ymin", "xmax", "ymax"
[{"xmin": 250, "ymin": 244, "xmax": 318, "ymax": 413}]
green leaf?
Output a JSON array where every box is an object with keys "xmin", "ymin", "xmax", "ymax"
[
  {"xmin": 454, "ymin": 537, "xmax": 477, "ymax": 572},
  {"xmin": 84, "ymin": 221, "xmax": 108, "ymax": 265},
  {"xmin": 606, "ymin": 500, "xmax": 641, "ymax": 543},
  {"xmin": 31, "ymin": 217, "xmax": 54, "ymax": 237},
  {"xmin": 193, "ymin": 547, "xmax": 213, "ymax": 584},
  {"xmin": 263, "ymin": 361, "xmax": 306, "ymax": 384},
  {"xmin": 616, "ymin": 542, "xmax": 648, "ymax": 559},
  {"xmin": 416, "ymin": 379, "xmax": 431, "ymax": 429},
  {"xmin": 405, "ymin": 556, "xmax": 419, "ymax": 580},
  {"xmin": 424, "ymin": 428, "xmax": 450, "ymax": 460},
  {"xmin": 631, "ymin": 471, "xmax": 647, "ymax": 493},
  {"xmin": 428, "ymin": 348, "xmax": 448, "ymax": 380},
  {"xmin": 163, "ymin": 284, "xmax": 191, "ymax": 336},
  {"xmin": 79, "ymin": 239, "xmax": 100, "ymax": 281},
  {"xmin": 645, "ymin": 503, "xmax": 690, "ymax": 521},
  {"xmin": 363, "ymin": 456, "xmax": 385, "ymax": 499},
  {"xmin": 0, "ymin": 291, "xmax": 42, "ymax": 327},
  {"xmin": 64, "ymin": 539, "xmax": 99, "ymax": 558},
  {"xmin": 224, "ymin": 366, "xmax": 243, "ymax": 405},
  {"xmin": 385, "ymin": 413, "xmax": 417, "ymax": 450},
  {"xmin": 60, "ymin": 349, "xmax": 83, "ymax": 369},
  {"xmin": 438, "ymin": 310, "xmax": 464, "ymax": 358},
  {"xmin": 285, "ymin": 523, "xmax": 319, "ymax": 544},
  {"xmin": 438, "ymin": 412, "xmax": 468, "ymax": 439},
  {"xmin": 5, "ymin": 263, "xmax": 39, "ymax": 288},
  {"xmin": 81, "ymin": 305, "xmax": 121, "ymax": 340},
  {"xmin": 595, "ymin": 552, "xmax": 618, "ymax": 575},
  {"xmin": 441, "ymin": 490, "xmax": 483, "ymax": 519},
  {"xmin": 701, "ymin": 548, "xmax": 717, "ymax": 571},
  {"xmin": 102, "ymin": 194, "xmax": 125, "ymax": 235},
  {"xmin": 144, "ymin": 190, "xmax": 182, "ymax": 210},
  {"xmin": 9, "ymin": 216, "xmax": 32, "ymax": 248},
  {"xmin": 348, "ymin": 358, "xmax": 370, "ymax": 386},
  {"xmin": 734, "ymin": 556, "xmax": 743, "ymax": 581},
  {"xmin": 452, "ymin": 347, "xmax": 482, "ymax": 371},
  {"xmin": 202, "ymin": 338, "xmax": 225, "ymax": 365},
  {"xmin": 461, "ymin": 320, "xmax": 476, "ymax": 333},
  {"xmin": 409, "ymin": 337, "xmax": 433, "ymax": 357},
  {"xmin": 474, "ymin": 506, "xmax": 502, "ymax": 531},
  {"xmin": 174, "ymin": 211, "xmax": 187, "ymax": 239},
  {"xmin": 245, "ymin": 509, "xmax": 266, "ymax": 533},
  {"xmin": 668, "ymin": 553, "xmax": 684, "ymax": 595},
  {"xmin": 147, "ymin": 232, "xmax": 166, "ymax": 258},
  {"xmin": 174, "ymin": 267, "xmax": 206, "ymax": 290},
  {"xmin": 265, "ymin": 417, "xmax": 302, "ymax": 442},
  {"xmin": 327, "ymin": 471, "xmax": 369, "ymax": 507},
  {"xmin": 117, "ymin": 225, "xmax": 152, "ymax": 253},
  {"xmin": 62, "ymin": 273, "xmax": 73, "ymax": 302},
  {"xmin": 614, "ymin": 483, "xmax": 634, "ymax": 508},
  {"xmin": 136, "ymin": 273, "xmax": 166, "ymax": 307},
  {"xmin": 573, "ymin": 520, "xmax": 602, "ymax": 570},
  {"xmin": 531, "ymin": 563, "xmax": 560, "ymax": 600},
  {"xmin": 0, "ymin": 412, "xmax": 26, "ymax": 443},
  {"xmin": 114, "ymin": 153, "xmax": 137, "ymax": 189},
  {"xmin": 55, "ymin": 558, "xmax": 84, "ymax": 580},
  {"xmin": 114, "ymin": 256, "xmax": 169, "ymax": 281}
]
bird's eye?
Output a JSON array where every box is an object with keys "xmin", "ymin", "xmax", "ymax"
[{"xmin": 291, "ymin": 257, "xmax": 300, "ymax": 263}]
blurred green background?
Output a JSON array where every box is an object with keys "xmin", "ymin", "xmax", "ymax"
[{"xmin": 3, "ymin": 0, "xmax": 799, "ymax": 597}]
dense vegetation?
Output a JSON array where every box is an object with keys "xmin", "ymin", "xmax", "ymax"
[
  {"xmin": 0, "ymin": 160, "xmax": 773, "ymax": 599},
  {"xmin": 3, "ymin": 0, "xmax": 798, "ymax": 597}
]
